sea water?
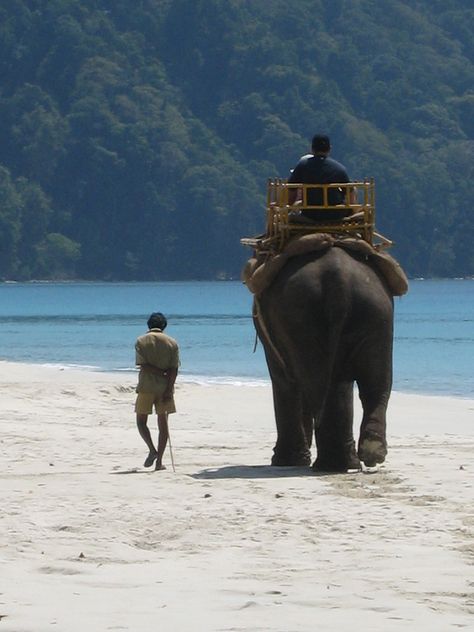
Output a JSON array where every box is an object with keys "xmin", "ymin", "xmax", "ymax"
[{"xmin": 0, "ymin": 280, "xmax": 472, "ymax": 398}]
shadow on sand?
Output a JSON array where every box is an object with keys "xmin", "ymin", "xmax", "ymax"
[
  {"xmin": 111, "ymin": 468, "xmax": 155, "ymax": 475},
  {"xmin": 110, "ymin": 465, "xmax": 363, "ymax": 478},
  {"xmin": 190, "ymin": 464, "xmax": 329, "ymax": 480}
]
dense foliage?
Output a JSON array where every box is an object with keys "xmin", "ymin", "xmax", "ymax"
[{"xmin": 0, "ymin": 0, "xmax": 473, "ymax": 279}]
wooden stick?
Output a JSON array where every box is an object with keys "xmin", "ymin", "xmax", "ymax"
[{"xmin": 168, "ymin": 424, "xmax": 176, "ymax": 472}]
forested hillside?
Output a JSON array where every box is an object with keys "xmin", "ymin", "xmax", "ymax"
[{"xmin": 1, "ymin": 0, "xmax": 473, "ymax": 280}]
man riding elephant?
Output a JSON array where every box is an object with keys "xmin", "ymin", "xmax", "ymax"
[{"xmin": 288, "ymin": 134, "xmax": 357, "ymax": 221}]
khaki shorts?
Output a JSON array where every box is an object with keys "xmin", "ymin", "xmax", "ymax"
[{"xmin": 135, "ymin": 392, "xmax": 176, "ymax": 415}]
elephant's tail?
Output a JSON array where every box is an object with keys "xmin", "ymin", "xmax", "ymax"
[
  {"xmin": 312, "ymin": 324, "xmax": 345, "ymax": 426},
  {"xmin": 305, "ymin": 282, "xmax": 350, "ymax": 423},
  {"xmin": 252, "ymin": 297, "xmax": 287, "ymax": 371}
]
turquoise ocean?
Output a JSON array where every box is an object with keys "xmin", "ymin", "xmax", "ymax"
[{"xmin": 0, "ymin": 280, "xmax": 472, "ymax": 398}]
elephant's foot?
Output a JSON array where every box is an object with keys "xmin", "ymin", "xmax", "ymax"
[
  {"xmin": 312, "ymin": 441, "xmax": 361, "ymax": 473},
  {"xmin": 312, "ymin": 454, "xmax": 361, "ymax": 473},
  {"xmin": 271, "ymin": 448, "xmax": 311, "ymax": 467},
  {"xmin": 358, "ymin": 437, "xmax": 387, "ymax": 467}
]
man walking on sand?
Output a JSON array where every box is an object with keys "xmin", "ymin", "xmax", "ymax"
[{"xmin": 135, "ymin": 312, "xmax": 179, "ymax": 471}]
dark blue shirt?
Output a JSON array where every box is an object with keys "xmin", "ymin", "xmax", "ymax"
[{"xmin": 288, "ymin": 154, "xmax": 351, "ymax": 219}]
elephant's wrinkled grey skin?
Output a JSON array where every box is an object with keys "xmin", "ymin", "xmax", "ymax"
[{"xmin": 254, "ymin": 247, "xmax": 394, "ymax": 472}]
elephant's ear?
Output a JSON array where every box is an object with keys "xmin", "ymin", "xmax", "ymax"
[
  {"xmin": 371, "ymin": 252, "xmax": 409, "ymax": 296},
  {"xmin": 241, "ymin": 257, "xmax": 259, "ymax": 288}
]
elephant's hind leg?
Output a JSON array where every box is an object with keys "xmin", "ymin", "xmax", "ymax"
[
  {"xmin": 356, "ymin": 341, "xmax": 392, "ymax": 467},
  {"xmin": 313, "ymin": 380, "xmax": 360, "ymax": 472},
  {"xmin": 270, "ymin": 379, "xmax": 312, "ymax": 466},
  {"xmin": 357, "ymin": 388, "xmax": 389, "ymax": 467}
]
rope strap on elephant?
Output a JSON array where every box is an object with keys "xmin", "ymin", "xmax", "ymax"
[{"xmin": 241, "ymin": 233, "xmax": 409, "ymax": 297}]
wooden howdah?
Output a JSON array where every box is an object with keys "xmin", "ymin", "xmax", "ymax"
[{"xmin": 241, "ymin": 178, "xmax": 393, "ymax": 254}]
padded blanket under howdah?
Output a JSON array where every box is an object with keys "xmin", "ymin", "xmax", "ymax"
[{"xmin": 242, "ymin": 233, "xmax": 409, "ymax": 297}]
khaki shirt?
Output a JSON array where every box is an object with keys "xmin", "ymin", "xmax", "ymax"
[{"xmin": 135, "ymin": 328, "xmax": 180, "ymax": 394}]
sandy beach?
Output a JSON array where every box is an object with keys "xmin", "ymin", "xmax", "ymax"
[{"xmin": 1, "ymin": 361, "xmax": 473, "ymax": 631}]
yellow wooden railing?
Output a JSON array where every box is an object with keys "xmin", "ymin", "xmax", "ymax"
[
  {"xmin": 241, "ymin": 178, "xmax": 393, "ymax": 252},
  {"xmin": 262, "ymin": 178, "xmax": 393, "ymax": 249}
]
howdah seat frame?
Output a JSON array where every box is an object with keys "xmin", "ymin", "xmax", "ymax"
[{"xmin": 242, "ymin": 178, "xmax": 392, "ymax": 253}]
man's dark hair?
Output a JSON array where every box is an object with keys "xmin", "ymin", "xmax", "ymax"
[
  {"xmin": 147, "ymin": 312, "xmax": 167, "ymax": 330},
  {"xmin": 312, "ymin": 134, "xmax": 331, "ymax": 153}
]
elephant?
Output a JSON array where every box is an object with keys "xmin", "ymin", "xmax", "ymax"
[{"xmin": 253, "ymin": 245, "xmax": 395, "ymax": 472}]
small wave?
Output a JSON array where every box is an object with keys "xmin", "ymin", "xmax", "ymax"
[
  {"xmin": 178, "ymin": 374, "xmax": 269, "ymax": 387},
  {"xmin": 41, "ymin": 362, "xmax": 103, "ymax": 372},
  {"xmin": 0, "ymin": 313, "xmax": 252, "ymax": 323},
  {"xmin": 32, "ymin": 363, "xmax": 269, "ymax": 386}
]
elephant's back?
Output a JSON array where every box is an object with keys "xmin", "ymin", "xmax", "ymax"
[{"xmin": 266, "ymin": 247, "xmax": 393, "ymax": 331}]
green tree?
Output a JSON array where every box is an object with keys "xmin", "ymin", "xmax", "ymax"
[
  {"xmin": 15, "ymin": 178, "xmax": 53, "ymax": 278},
  {"xmin": 35, "ymin": 232, "xmax": 81, "ymax": 279},
  {"xmin": 0, "ymin": 0, "xmax": 473, "ymax": 279},
  {"xmin": 0, "ymin": 166, "xmax": 21, "ymax": 278}
]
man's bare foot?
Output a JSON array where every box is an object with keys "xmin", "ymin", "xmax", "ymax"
[
  {"xmin": 154, "ymin": 463, "xmax": 166, "ymax": 471},
  {"xmin": 144, "ymin": 451, "xmax": 158, "ymax": 468}
]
